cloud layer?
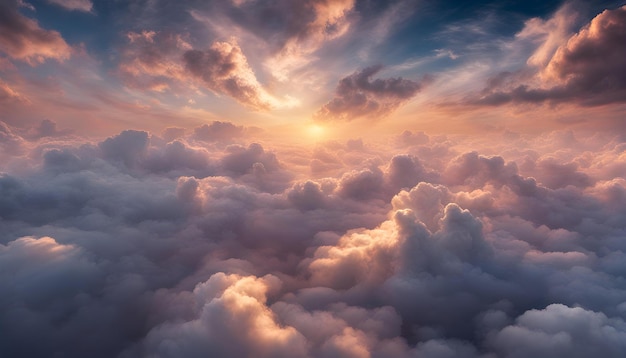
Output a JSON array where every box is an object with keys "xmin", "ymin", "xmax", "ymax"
[{"xmin": 1, "ymin": 119, "xmax": 625, "ymax": 357}]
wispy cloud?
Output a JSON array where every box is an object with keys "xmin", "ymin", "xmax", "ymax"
[
  {"xmin": 469, "ymin": 5, "xmax": 626, "ymax": 107},
  {"xmin": 47, "ymin": 0, "xmax": 93, "ymax": 13}
]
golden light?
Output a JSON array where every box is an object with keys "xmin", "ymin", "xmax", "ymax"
[{"xmin": 307, "ymin": 124, "xmax": 325, "ymax": 138}]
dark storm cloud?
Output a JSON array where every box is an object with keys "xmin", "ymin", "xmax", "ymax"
[
  {"xmin": 0, "ymin": 0, "xmax": 71, "ymax": 63},
  {"xmin": 315, "ymin": 65, "xmax": 431, "ymax": 121},
  {"xmin": 1, "ymin": 122, "xmax": 626, "ymax": 357},
  {"xmin": 473, "ymin": 5, "xmax": 626, "ymax": 107}
]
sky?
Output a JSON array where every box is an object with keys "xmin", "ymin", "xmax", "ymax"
[{"xmin": 1, "ymin": 0, "xmax": 626, "ymax": 357}]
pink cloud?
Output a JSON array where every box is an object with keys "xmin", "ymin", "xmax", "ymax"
[
  {"xmin": 0, "ymin": 0, "xmax": 71, "ymax": 64},
  {"xmin": 47, "ymin": 0, "xmax": 93, "ymax": 12},
  {"xmin": 472, "ymin": 5, "xmax": 626, "ymax": 107}
]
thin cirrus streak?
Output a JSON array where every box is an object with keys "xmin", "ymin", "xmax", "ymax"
[{"xmin": 1, "ymin": 1, "xmax": 626, "ymax": 357}]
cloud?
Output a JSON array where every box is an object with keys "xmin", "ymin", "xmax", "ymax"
[
  {"xmin": 489, "ymin": 304, "xmax": 626, "ymax": 357},
  {"xmin": 0, "ymin": 80, "xmax": 28, "ymax": 103},
  {"xmin": 0, "ymin": 123, "xmax": 625, "ymax": 357},
  {"xmin": 118, "ymin": 31, "xmax": 190, "ymax": 92},
  {"xmin": 119, "ymin": 33, "xmax": 285, "ymax": 110},
  {"xmin": 184, "ymin": 40, "xmax": 276, "ymax": 110},
  {"xmin": 472, "ymin": 5, "xmax": 626, "ymax": 107},
  {"xmin": 0, "ymin": 121, "xmax": 26, "ymax": 158},
  {"xmin": 197, "ymin": 0, "xmax": 354, "ymax": 55},
  {"xmin": 517, "ymin": 4, "xmax": 579, "ymax": 69},
  {"xmin": 99, "ymin": 130, "xmax": 150, "ymax": 168},
  {"xmin": 193, "ymin": 121, "xmax": 246, "ymax": 142},
  {"xmin": 128, "ymin": 273, "xmax": 308, "ymax": 358},
  {"xmin": 47, "ymin": 0, "xmax": 93, "ymax": 12},
  {"xmin": 23, "ymin": 119, "xmax": 72, "ymax": 140},
  {"xmin": 0, "ymin": 0, "xmax": 71, "ymax": 64},
  {"xmin": 541, "ymin": 5, "xmax": 626, "ymax": 105},
  {"xmin": 191, "ymin": 0, "xmax": 355, "ymax": 79},
  {"xmin": 315, "ymin": 65, "xmax": 430, "ymax": 121}
]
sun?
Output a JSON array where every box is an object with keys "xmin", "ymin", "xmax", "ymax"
[{"xmin": 307, "ymin": 124, "xmax": 325, "ymax": 138}]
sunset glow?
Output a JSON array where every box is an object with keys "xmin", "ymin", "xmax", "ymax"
[
  {"xmin": 1, "ymin": 0, "xmax": 626, "ymax": 357},
  {"xmin": 307, "ymin": 123, "xmax": 326, "ymax": 138}
]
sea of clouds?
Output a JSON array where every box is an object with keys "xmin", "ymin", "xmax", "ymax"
[{"xmin": 1, "ymin": 120, "xmax": 625, "ymax": 357}]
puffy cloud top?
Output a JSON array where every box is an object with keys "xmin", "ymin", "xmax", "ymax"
[{"xmin": 473, "ymin": 5, "xmax": 626, "ymax": 107}]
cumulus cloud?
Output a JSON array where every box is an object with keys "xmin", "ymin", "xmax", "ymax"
[
  {"xmin": 473, "ymin": 5, "xmax": 626, "ymax": 106},
  {"xmin": 126, "ymin": 273, "xmax": 308, "ymax": 358},
  {"xmin": 23, "ymin": 119, "xmax": 72, "ymax": 140},
  {"xmin": 193, "ymin": 121, "xmax": 246, "ymax": 142},
  {"xmin": 0, "ymin": 121, "xmax": 625, "ymax": 357},
  {"xmin": 315, "ymin": 65, "xmax": 430, "ymax": 121},
  {"xmin": 0, "ymin": 0, "xmax": 72, "ymax": 64},
  {"xmin": 489, "ymin": 304, "xmax": 626, "ymax": 357}
]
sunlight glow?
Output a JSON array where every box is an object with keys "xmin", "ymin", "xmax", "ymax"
[{"xmin": 307, "ymin": 124, "xmax": 326, "ymax": 138}]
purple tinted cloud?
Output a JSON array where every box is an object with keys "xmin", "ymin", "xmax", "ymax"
[
  {"xmin": 316, "ymin": 65, "xmax": 431, "ymax": 121},
  {"xmin": 0, "ymin": 121, "xmax": 626, "ymax": 357}
]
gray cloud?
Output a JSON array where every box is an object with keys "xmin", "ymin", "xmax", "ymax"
[
  {"xmin": 315, "ymin": 65, "xmax": 430, "ymax": 121},
  {"xmin": 47, "ymin": 0, "xmax": 93, "ymax": 12},
  {"xmin": 193, "ymin": 121, "xmax": 248, "ymax": 142}
]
